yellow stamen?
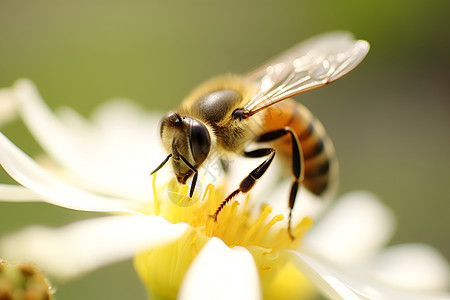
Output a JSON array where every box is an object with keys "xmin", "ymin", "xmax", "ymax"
[
  {"xmin": 136, "ymin": 175, "xmax": 316, "ymax": 299},
  {"xmin": 152, "ymin": 174, "xmax": 160, "ymax": 215},
  {"xmin": 220, "ymin": 201, "xmax": 240, "ymax": 243},
  {"xmin": 241, "ymin": 204, "xmax": 273, "ymax": 245},
  {"xmin": 254, "ymin": 214, "xmax": 284, "ymax": 245}
]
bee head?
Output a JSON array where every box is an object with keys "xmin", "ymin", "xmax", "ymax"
[{"xmin": 159, "ymin": 112, "xmax": 211, "ymax": 184}]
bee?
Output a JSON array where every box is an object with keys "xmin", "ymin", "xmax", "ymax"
[{"xmin": 152, "ymin": 31, "xmax": 370, "ymax": 238}]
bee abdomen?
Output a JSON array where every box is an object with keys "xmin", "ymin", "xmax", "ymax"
[
  {"xmin": 262, "ymin": 100, "xmax": 338, "ymax": 197},
  {"xmin": 294, "ymin": 107, "xmax": 337, "ymax": 196}
]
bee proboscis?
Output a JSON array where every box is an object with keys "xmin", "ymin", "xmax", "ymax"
[{"xmin": 152, "ymin": 31, "xmax": 370, "ymax": 238}]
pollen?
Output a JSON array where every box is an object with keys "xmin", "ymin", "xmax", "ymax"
[{"xmin": 134, "ymin": 174, "xmax": 314, "ymax": 299}]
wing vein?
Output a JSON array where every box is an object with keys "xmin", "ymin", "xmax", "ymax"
[{"xmin": 242, "ymin": 31, "xmax": 369, "ymax": 115}]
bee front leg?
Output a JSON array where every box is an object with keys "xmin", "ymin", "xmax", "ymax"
[
  {"xmin": 257, "ymin": 127, "xmax": 304, "ymax": 240},
  {"xmin": 210, "ymin": 148, "xmax": 275, "ymax": 221}
]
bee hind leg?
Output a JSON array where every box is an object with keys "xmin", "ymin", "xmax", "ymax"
[
  {"xmin": 210, "ymin": 148, "xmax": 275, "ymax": 221},
  {"xmin": 257, "ymin": 127, "xmax": 304, "ymax": 240}
]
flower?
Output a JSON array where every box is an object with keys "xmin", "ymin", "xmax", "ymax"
[
  {"xmin": 0, "ymin": 259, "xmax": 53, "ymax": 300},
  {"xmin": 0, "ymin": 87, "xmax": 18, "ymax": 127},
  {"xmin": 1, "ymin": 79, "xmax": 449, "ymax": 300}
]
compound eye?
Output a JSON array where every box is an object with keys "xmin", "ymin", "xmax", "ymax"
[{"xmin": 189, "ymin": 120, "xmax": 211, "ymax": 165}]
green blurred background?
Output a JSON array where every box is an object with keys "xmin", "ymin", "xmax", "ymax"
[{"xmin": 0, "ymin": 0, "xmax": 449, "ymax": 299}]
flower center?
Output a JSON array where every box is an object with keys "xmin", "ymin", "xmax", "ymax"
[
  {"xmin": 134, "ymin": 175, "xmax": 314, "ymax": 299},
  {"xmin": 150, "ymin": 174, "xmax": 312, "ymax": 249}
]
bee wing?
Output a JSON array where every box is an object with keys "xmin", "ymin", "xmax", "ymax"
[{"xmin": 243, "ymin": 31, "xmax": 370, "ymax": 114}]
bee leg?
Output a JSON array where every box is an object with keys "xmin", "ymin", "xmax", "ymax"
[
  {"xmin": 210, "ymin": 148, "xmax": 275, "ymax": 221},
  {"xmin": 178, "ymin": 155, "xmax": 199, "ymax": 198},
  {"xmin": 257, "ymin": 127, "xmax": 304, "ymax": 240}
]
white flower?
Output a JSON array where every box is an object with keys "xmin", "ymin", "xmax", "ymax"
[
  {"xmin": 0, "ymin": 79, "xmax": 449, "ymax": 300},
  {"xmin": 0, "ymin": 86, "xmax": 18, "ymax": 126}
]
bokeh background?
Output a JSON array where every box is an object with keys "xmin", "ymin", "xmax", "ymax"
[{"xmin": 1, "ymin": 0, "xmax": 449, "ymax": 299}]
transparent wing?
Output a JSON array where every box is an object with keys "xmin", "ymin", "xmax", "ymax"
[{"xmin": 243, "ymin": 31, "xmax": 370, "ymax": 114}]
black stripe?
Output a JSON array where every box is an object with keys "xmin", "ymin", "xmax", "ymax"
[
  {"xmin": 305, "ymin": 159, "xmax": 330, "ymax": 178},
  {"xmin": 308, "ymin": 181, "xmax": 328, "ymax": 195},
  {"xmin": 298, "ymin": 122, "xmax": 314, "ymax": 141},
  {"xmin": 303, "ymin": 139, "xmax": 324, "ymax": 160}
]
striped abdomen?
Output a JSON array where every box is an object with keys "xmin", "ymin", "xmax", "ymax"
[{"xmin": 259, "ymin": 99, "xmax": 338, "ymax": 197}]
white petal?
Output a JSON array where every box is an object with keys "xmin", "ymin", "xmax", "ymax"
[
  {"xmin": 57, "ymin": 101, "xmax": 168, "ymax": 201},
  {"xmin": 0, "ymin": 215, "xmax": 189, "ymax": 279},
  {"xmin": 179, "ymin": 237, "xmax": 262, "ymax": 300},
  {"xmin": 13, "ymin": 79, "xmax": 81, "ymax": 166},
  {"xmin": 287, "ymin": 250, "xmax": 450, "ymax": 300},
  {"xmin": 287, "ymin": 250, "xmax": 362, "ymax": 300},
  {"xmin": 303, "ymin": 191, "xmax": 395, "ymax": 265},
  {"xmin": 0, "ymin": 132, "xmax": 140, "ymax": 213},
  {"xmin": 367, "ymin": 243, "xmax": 450, "ymax": 293},
  {"xmin": 0, "ymin": 184, "xmax": 42, "ymax": 201},
  {"xmin": 343, "ymin": 271, "xmax": 450, "ymax": 300},
  {"xmin": 13, "ymin": 79, "xmax": 166, "ymax": 201},
  {"xmin": 0, "ymin": 87, "xmax": 18, "ymax": 126}
]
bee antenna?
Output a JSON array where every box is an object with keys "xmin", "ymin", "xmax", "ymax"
[{"xmin": 150, "ymin": 154, "xmax": 173, "ymax": 175}]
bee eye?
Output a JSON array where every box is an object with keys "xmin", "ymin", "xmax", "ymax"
[{"xmin": 189, "ymin": 120, "xmax": 211, "ymax": 164}]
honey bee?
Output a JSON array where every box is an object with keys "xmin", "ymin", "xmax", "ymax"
[{"xmin": 152, "ymin": 31, "xmax": 370, "ymax": 238}]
